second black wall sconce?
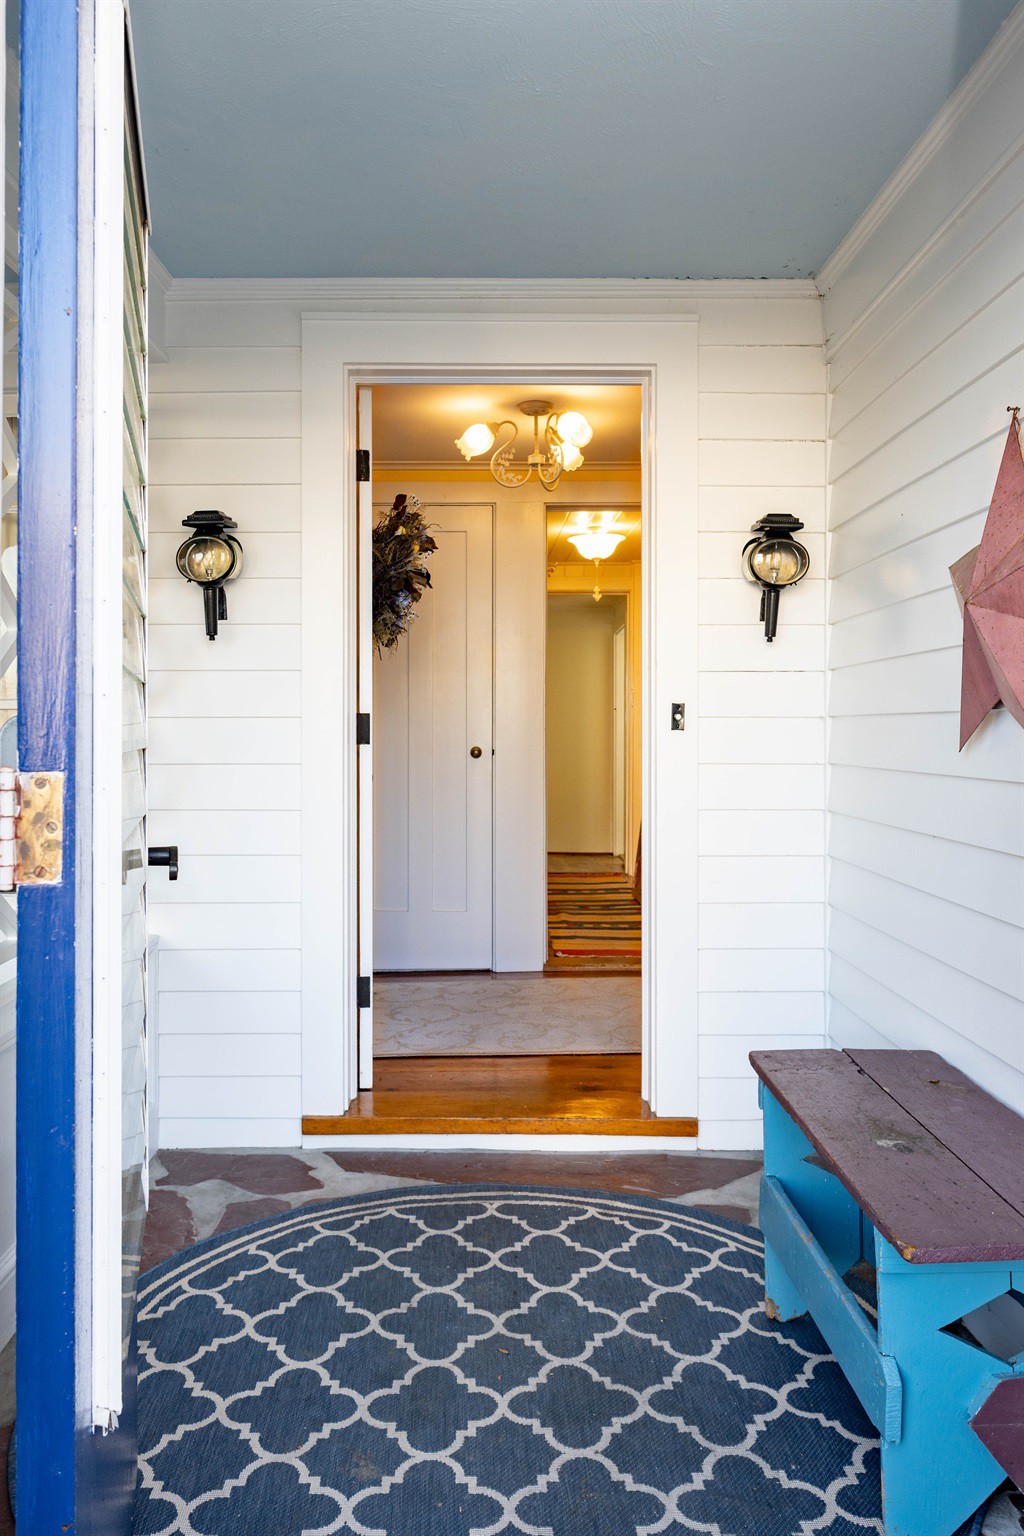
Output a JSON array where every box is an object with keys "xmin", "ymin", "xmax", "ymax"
[
  {"xmin": 175, "ymin": 510, "xmax": 244, "ymax": 640},
  {"xmin": 741, "ymin": 513, "xmax": 810, "ymax": 642}
]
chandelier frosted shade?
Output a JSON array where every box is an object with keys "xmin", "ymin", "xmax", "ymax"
[
  {"xmin": 455, "ymin": 422, "xmax": 496, "ymax": 460},
  {"xmin": 553, "ymin": 410, "xmax": 593, "ymax": 448}
]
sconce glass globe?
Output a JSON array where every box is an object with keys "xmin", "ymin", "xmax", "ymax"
[
  {"xmin": 455, "ymin": 422, "xmax": 495, "ymax": 460},
  {"xmin": 749, "ymin": 538, "xmax": 809, "ymax": 588},
  {"xmin": 554, "ymin": 410, "xmax": 593, "ymax": 448},
  {"xmin": 559, "ymin": 442, "xmax": 585, "ymax": 472},
  {"xmin": 176, "ymin": 535, "xmax": 237, "ymax": 585}
]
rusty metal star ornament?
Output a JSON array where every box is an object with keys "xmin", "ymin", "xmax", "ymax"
[{"xmin": 949, "ymin": 409, "xmax": 1024, "ymax": 750}]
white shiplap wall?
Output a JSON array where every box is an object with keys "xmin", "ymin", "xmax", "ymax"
[
  {"xmin": 696, "ymin": 299, "xmax": 827, "ymax": 1149},
  {"xmin": 148, "ymin": 285, "xmax": 828, "ymax": 1149},
  {"xmin": 819, "ymin": 11, "xmax": 1024, "ymax": 1113},
  {"xmin": 148, "ymin": 336, "xmax": 304, "ymax": 1147}
]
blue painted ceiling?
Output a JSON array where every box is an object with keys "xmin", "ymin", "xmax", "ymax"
[{"xmin": 129, "ymin": 0, "xmax": 1018, "ymax": 280}]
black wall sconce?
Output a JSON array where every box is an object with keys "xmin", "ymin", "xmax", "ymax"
[
  {"xmin": 175, "ymin": 510, "xmax": 244, "ymax": 640},
  {"xmin": 741, "ymin": 513, "xmax": 810, "ymax": 642}
]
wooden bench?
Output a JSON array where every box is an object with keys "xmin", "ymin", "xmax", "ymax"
[{"xmin": 750, "ymin": 1048, "xmax": 1024, "ymax": 1536}]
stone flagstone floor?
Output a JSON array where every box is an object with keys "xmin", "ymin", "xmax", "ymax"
[{"xmin": 140, "ymin": 1148, "xmax": 764, "ymax": 1270}]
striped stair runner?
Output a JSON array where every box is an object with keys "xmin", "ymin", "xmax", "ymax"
[{"xmin": 547, "ymin": 871, "xmax": 641, "ymax": 970}]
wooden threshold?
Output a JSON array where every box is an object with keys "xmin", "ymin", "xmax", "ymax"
[
  {"xmin": 543, "ymin": 958, "xmax": 640, "ymax": 978},
  {"xmin": 302, "ymin": 1053, "xmax": 697, "ymax": 1138}
]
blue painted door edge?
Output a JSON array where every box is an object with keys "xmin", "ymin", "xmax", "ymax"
[{"xmin": 16, "ymin": 0, "xmax": 82, "ymax": 1527}]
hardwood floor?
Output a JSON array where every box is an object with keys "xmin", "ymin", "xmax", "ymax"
[{"xmin": 302, "ymin": 1053, "xmax": 697, "ymax": 1137}]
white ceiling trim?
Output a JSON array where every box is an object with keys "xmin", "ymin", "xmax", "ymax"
[
  {"xmin": 160, "ymin": 275, "xmax": 820, "ymax": 308},
  {"xmin": 815, "ymin": 0, "xmax": 1024, "ymax": 295},
  {"xmin": 149, "ymin": 249, "xmax": 174, "ymax": 297}
]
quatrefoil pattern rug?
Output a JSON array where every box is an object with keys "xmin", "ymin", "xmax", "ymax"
[{"xmin": 133, "ymin": 1186, "xmax": 888, "ymax": 1535}]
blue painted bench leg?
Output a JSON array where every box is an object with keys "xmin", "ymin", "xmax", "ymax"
[
  {"xmin": 760, "ymin": 1086, "xmax": 863, "ymax": 1321},
  {"xmin": 875, "ymin": 1236, "xmax": 1017, "ymax": 1536}
]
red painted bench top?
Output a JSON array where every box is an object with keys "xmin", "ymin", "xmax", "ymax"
[{"xmin": 750, "ymin": 1048, "xmax": 1024, "ymax": 1264}]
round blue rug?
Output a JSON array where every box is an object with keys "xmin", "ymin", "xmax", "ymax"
[{"xmin": 132, "ymin": 1184, "xmax": 987, "ymax": 1535}]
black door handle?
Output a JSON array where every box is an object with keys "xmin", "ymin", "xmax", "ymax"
[{"xmin": 148, "ymin": 845, "xmax": 179, "ymax": 881}]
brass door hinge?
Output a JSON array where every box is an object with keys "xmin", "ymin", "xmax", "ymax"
[{"xmin": 0, "ymin": 768, "xmax": 66, "ymax": 891}]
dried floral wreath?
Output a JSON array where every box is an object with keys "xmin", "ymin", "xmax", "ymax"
[{"xmin": 372, "ymin": 494, "xmax": 438, "ymax": 653}]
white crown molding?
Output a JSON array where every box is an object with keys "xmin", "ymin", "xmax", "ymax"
[
  {"xmin": 148, "ymin": 250, "xmax": 174, "ymax": 365},
  {"xmin": 149, "ymin": 249, "xmax": 174, "ymax": 298},
  {"xmin": 815, "ymin": 1, "xmax": 1024, "ymax": 294},
  {"xmin": 160, "ymin": 275, "xmax": 820, "ymax": 309}
]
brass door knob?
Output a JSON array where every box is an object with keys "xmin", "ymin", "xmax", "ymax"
[{"xmin": 470, "ymin": 746, "xmax": 482, "ymax": 759}]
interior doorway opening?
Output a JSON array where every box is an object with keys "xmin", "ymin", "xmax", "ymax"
[
  {"xmin": 334, "ymin": 378, "xmax": 688, "ymax": 1135},
  {"xmin": 545, "ymin": 575, "xmax": 640, "ymax": 982}
]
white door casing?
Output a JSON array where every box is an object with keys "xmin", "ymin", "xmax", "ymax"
[
  {"xmin": 300, "ymin": 315, "xmax": 699, "ymax": 1124},
  {"xmin": 612, "ymin": 623, "xmax": 626, "ymax": 861},
  {"xmin": 373, "ymin": 502, "xmax": 494, "ymax": 974},
  {"xmin": 356, "ymin": 387, "xmax": 374, "ymax": 1088}
]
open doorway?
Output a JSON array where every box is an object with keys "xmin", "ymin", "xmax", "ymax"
[
  {"xmin": 545, "ymin": 500, "xmax": 642, "ymax": 985},
  {"xmin": 546, "ymin": 590, "xmax": 639, "ymax": 964},
  {"xmin": 354, "ymin": 381, "xmax": 668, "ymax": 1127}
]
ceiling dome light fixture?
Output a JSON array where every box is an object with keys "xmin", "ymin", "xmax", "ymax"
[
  {"xmin": 567, "ymin": 529, "xmax": 625, "ymax": 562},
  {"xmin": 455, "ymin": 399, "xmax": 592, "ymax": 488},
  {"xmin": 566, "ymin": 509, "xmax": 626, "ymax": 601}
]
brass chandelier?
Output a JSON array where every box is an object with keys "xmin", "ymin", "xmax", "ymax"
[{"xmin": 455, "ymin": 398, "xmax": 593, "ymax": 488}]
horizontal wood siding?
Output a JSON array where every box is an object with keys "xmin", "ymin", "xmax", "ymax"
[
  {"xmin": 149, "ymin": 291, "xmax": 827, "ymax": 1149},
  {"xmin": 697, "ymin": 297, "xmax": 828, "ymax": 1150},
  {"xmin": 820, "ymin": 23, "xmax": 1024, "ymax": 1116},
  {"xmin": 149, "ymin": 324, "xmax": 303, "ymax": 1146}
]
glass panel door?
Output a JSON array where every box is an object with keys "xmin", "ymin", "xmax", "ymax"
[{"xmin": 120, "ymin": 87, "xmax": 148, "ymax": 1342}]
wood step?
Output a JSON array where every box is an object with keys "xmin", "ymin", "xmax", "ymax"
[{"xmin": 302, "ymin": 1054, "xmax": 697, "ymax": 1138}]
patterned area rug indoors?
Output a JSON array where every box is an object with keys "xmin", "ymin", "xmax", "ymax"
[
  {"xmin": 547, "ymin": 872, "xmax": 641, "ymax": 970},
  {"xmin": 134, "ymin": 1186, "xmax": 993, "ymax": 1536}
]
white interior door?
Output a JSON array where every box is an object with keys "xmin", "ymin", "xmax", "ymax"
[{"xmin": 373, "ymin": 502, "xmax": 494, "ymax": 972}]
